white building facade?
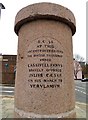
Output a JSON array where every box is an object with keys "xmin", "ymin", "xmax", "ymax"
[{"xmin": 74, "ymin": 59, "xmax": 82, "ymax": 80}]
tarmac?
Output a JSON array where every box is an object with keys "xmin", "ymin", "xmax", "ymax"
[{"xmin": 0, "ymin": 84, "xmax": 87, "ymax": 119}]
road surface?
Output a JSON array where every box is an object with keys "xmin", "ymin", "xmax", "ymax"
[
  {"xmin": 0, "ymin": 85, "xmax": 14, "ymax": 96},
  {"xmin": 75, "ymin": 80, "xmax": 88, "ymax": 104}
]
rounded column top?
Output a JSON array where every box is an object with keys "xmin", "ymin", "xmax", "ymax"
[{"xmin": 14, "ymin": 2, "xmax": 76, "ymax": 36}]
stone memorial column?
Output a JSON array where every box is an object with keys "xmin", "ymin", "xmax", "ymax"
[{"xmin": 14, "ymin": 2, "xmax": 76, "ymax": 118}]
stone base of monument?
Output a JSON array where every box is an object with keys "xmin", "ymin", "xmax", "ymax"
[
  {"xmin": 14, "ymin": 110, "xmax": 76, "ymax": 118},
  {"xmin": 14, "ymin": 2, "xmax": 76, "ymax": 118}
]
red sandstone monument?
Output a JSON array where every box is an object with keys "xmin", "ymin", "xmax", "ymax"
[{"xmin": 14, "ymin": 2, "xmax": 76, "ymax": 118}]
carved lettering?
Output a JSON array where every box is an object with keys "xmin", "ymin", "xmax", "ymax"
[{"xmin": 26, "ymin": 37, "xmax": 64, "ymax": 89}]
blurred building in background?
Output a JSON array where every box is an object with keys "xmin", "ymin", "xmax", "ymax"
[
  {"xmin": 0, "ymin": 54, "xmax": 16, "ymax": 84},
  {"xmin": 74, "ymin": 59, "xmax": 83, "ymax": 80}
]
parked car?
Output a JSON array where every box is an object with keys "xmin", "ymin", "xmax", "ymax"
[{"xmin": 81, "ymin": 78, "xmax": 88, "ymax": 82}]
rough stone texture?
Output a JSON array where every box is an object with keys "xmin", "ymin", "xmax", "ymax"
[
  {"xmin": 14, "ymin": 2, "xmax": 76, "ymax": 118},
  {"xmin": 14, "ymin": 2, "xmax": 76, "ymax": 36}
]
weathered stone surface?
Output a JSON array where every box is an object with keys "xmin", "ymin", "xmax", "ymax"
[
  {"xmin": 14, "ymin": 2, "xmax": 76, "ymax": 35},
  {"xmin": 14, "ymin": 2, "xmax": 76, "ymax": 118}
]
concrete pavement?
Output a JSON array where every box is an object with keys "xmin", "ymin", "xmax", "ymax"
[
  {"xmin": 0, "ymin": 95, "xmax": 87, "ymax": 119},
  {"xmin": 1, "ymin": 96, "xmax": 14, "ymax": 118}
]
